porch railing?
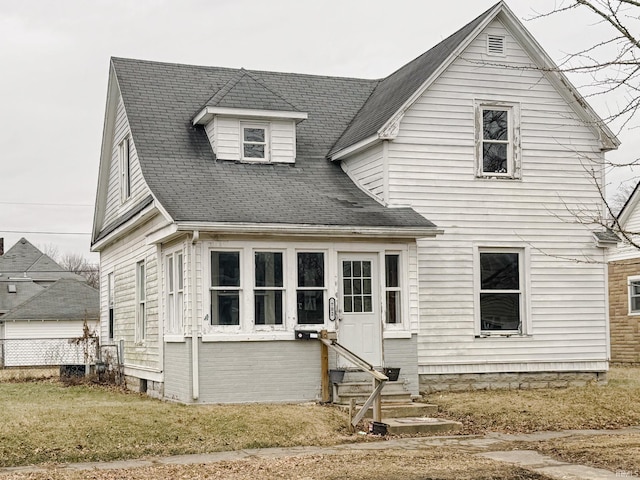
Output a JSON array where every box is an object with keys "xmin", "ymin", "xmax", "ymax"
[{"xmin": 319, "ymin": 332, "xmax": 388, "ymax": 427}]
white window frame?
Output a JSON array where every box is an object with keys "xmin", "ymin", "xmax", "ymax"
[
  {"xmin": 165, "ymin": 250, "xmax": 185, "ymax": 337},
  {"xmin": 628, "ymin": 276, "xmax": 640, "ymax": 315},
  {"xmin": 296, "ymin": 250, "xmax": 327, "ymax": 327},
  {"xmin": 253, "ymin": 250, "xmax": 286, "ymax": 330},
  {"xmin": 208, "ymin": 249, "xmax": 243, "ymax": 331},
  {"xmin": 120, "ymin": 136, "xmax": 132, "ymax": 202},
  {"xmin": 474, "ymin": 100, "xmax": 520, "ymax": 179},
  {"xmin": 383, "ymin": 252, "xmax": 403, "ymax": 328},
  {"xmin": 107, "ymin": 272, "xmax": 115, "ymax": 340},
  {"xmin": 135, "ymin": 260, "xmax": 146, "ymax": 343},
  {"xmin": 240, "ymin": 122, "xmax": 269, "ymax": 162},
  {"xmin": 474, "ymin": 247, "xmax": 529, "ymax": 337}
]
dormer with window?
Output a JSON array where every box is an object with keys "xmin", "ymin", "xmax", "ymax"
[{"xmin": 193, "ymin": 70, "xmax": 307, "ymax": 164}]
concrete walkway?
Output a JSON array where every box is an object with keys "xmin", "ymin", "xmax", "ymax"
[{"xmin": 1, "ymin": 427, "xmax": 638, "ymax": 479}]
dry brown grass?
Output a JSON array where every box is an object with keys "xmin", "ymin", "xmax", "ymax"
[
  {"xmin": 519, "ymin": 433, "xmax": 640, "ymax": 475},
  {"xmin": 0, "ymin": 382, "xmax": 353, "ymax": 468},
  {"xmin": 0, "ymin": 449, "xmax": 551, "ymax": 480},
  {"xmin": 425, "ymin": 366, "xmax": 640, "ymax": 434},
  {"xmin": 0, "ymin": 367, "xmax": 57, "ymax": 382}
]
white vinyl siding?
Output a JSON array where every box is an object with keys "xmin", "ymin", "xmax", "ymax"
[
  {"xmin": 103, "ymin": 95, "xmax": 151, "ymax": 228},
  {"xmin": 340, "ymin": 143, "xmax": 386, "ymax": 202},
  {"xmin": 205, "ymin": 117, "xmax": 296, "ymax": 163},
  {"xmin": 382, "ymin": 18, "xmax": 608, "ymax": 374},
  {"xmin": 98, "ymin": 214, "xmax": 164, "ymax": 370}
]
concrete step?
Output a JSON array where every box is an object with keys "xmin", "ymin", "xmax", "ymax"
[
  {"xmin": 334, "ymin": 389, "xmax": 412, "ymax": 405},
  {"xmin": 340, "ymin": 402, "xmax": 438, "ymax": 419},
  {"xmin": 382, "ymin": 417, "xmax": 462, "ymax": 435},
  {"xmin": 336, "ymin": 381, "xmax": 408, "ymax": 394}
]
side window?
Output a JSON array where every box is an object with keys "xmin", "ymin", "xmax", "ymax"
[
  {"xmin": 120, "ymin": 137, "xmax": 131, "ymax": 201},
  {"xmin": 241, "ymin": 123, "xmax": 269, "ymax": 161},
  {"xmin": 165, "ymin": 252, "xmax": 184, "ymax": 335},
  {"xmin": 478, "ymin": 250, "xmax": 523, "ymax": 334},
  {"xmin": 210, "ymin": 251, "xmax": 241, "ymax": 326},
  {"xmin": 107, "ymin": 272, "xmax": 115, "ymax": 340},
  {"xmin": 384, "ymin": 254, "xmax": 401, "ymax": 324},
  {"xmin": 254, "ymin": 252, "xmax": 284, "ymax": 325},
  {"xmin": 628, "ymin": 277, "xmax": 640, "ymax": 314},
  {"xmin": 136, "ymin": 260, "xmax": 146, "ymax": 342},
  {"xmin": 297, "ymin": 252, "xmax": 325, "ymax": 325},
  {"xmin": 475, "ymin": 101, "xmax": 520, "ymax": 179}
]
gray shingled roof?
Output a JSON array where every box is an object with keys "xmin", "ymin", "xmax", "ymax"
[
  {"xmin": 110, "ymin": 58, "xmax": 436, "ymax": 231},
  {"xmin": 0, "ymin": 238, "xmax": 85, "ymax": 282},
  {"xmin": 1, "ymin": 278, "xmax": 99, "ymax": 321},
  {"xmin": 0, "ymin": 280, "xmax": 44, "ymax": 315},
  {"xmin": 329, "ymin": 3, "xmax": 496, "ymax": 155},
  {"xmin": 205, "ymin": 69, "xmax": 301, "ymax": 112}
]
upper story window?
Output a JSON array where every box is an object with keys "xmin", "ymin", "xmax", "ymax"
[
  {"xmin": 119, "ymin": 137, "xmax": 131, "ymax": 202},
  {"xmin": 242, "ymin": 123, "xmax": 269, "ymax": 161},
  {"xmin": 475, "ymin": 101, "xmax": 520, "ymax": 179}
]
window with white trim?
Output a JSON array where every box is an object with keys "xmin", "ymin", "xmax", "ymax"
[
  {"xmin": 629, "ymin": 276, "xmax": 640, "ymax": 314},
  {"xmin": 136, "ymin": 260, "xmax": 146, "ymax": 342},
  {"xmin": 108, "ymin": 272, "xmax": 114, "ymax": 340},
  {"xmin": 478, "ymin": 250, "xmax": 523, "ymax": 333},
  {"xmin": 297, "ymin": 252, "xmax": 325, "ymax": 325},
  {"xmin": 475, "ymin": 101, "xmax": 520, "ymax": 179},
  {"xmin": 254, "ymin": 252, "xmax": 284, "ymax": 325},
  {"xmin": 241, "ymin": 123, "xmax": 269, "ymax": 161},
  {"xmin": 384, "ymin": 254, "xmax": 401, "ymax": 324},
  {"xmin": 210, "ymin": 251, "xmax": 241, "ymax": 326},
  {"xmin": 120, "ymin": 137, "xmax": 131, "ymax": 202},
  {"xmin": 166, "ymin": 251, "xmax": 184, "ymax": 334}
]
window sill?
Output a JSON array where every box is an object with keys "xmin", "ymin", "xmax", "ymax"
[
  {"xmin": 202, "ymin": 332, "xmax": 295, "ymax": 342},
  {"xmin": 164, "ymin": 335, "xmax": 186, "ymax": 343},
  {"xmin": 476, "ymin": 333, "xmax": 532, "ymax": 339},
  {"xmin": 383, "ymin": 330, "xmax": 412, "ymax": 339}
]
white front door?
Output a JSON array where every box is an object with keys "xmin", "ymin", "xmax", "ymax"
[{"xmin": 337, "ymin": 253, "xmax": 382, "ymax": 367}]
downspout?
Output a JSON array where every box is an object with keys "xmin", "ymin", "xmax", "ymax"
[{"xmin": 191, "ymin": 230, "xmax": 200, "ymax": 401}]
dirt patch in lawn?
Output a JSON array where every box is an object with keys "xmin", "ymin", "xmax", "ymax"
[
  {"xmin": 0, "ymin": 449, "xmax": 552, "ymax": 480},
  {"xmin": 425, "ymin": 366, "xmax": 640, "ymax": 434}
]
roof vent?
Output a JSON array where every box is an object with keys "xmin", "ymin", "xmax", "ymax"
[
  {"xmin": 7, "ymin": 284, "xmax": 16, "ymax": 294},
  {"xmin": 487, "ymin": 35, "xmax": 506, "ymax": 56}
]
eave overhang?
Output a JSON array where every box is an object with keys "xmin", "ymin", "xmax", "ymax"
[
  {"xmin": 147, "ymin": 221, "xmax": 443, "ymax": 245},
  {"xmin": 192, "ymin": 107, "xmax": 308, "ymax": 126}
]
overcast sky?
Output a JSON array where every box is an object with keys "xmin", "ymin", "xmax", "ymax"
[{"xmin": 1, "ymin": 0, "xmax": 637, "ymax": 261}]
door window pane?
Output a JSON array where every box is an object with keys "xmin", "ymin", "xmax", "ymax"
[{"xmin": 342, "ymin": 260, "xmax": 373, "ymax": 314}]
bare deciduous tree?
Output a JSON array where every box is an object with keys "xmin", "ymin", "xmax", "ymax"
[{"xmin": 58, "ymin": 252, "xmax": 100, "ymax": 289}]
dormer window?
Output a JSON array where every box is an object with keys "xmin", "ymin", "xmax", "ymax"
[{"xmin": 242, "ymin": 123, "xmax": 269, "ymax": 161}]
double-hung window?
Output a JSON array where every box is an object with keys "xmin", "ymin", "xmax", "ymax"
[
  {"xmin": 384, "ymin": 254, "xmax": 401, "ymax": 324},
  {"xmin": 297, "ymin": 252, "xmax": 325, "ymax": 325},
  {"xmin": 475, "ymin": 101, "xmax": 520, "ymax": 179},
  {"xmin": 120, "ymin": 137, "xmax": 131, "ymax": 201},
  {"xmin": 136, "ymin": 260, "xmax": 146, "ymax": 342},
  {"xmin": 254, "ymin": 252, "xmax": 284, "ymax": 325},
  {"xmin": 629, "ymin": 276, "xmax": 640, "ymax": 314},
  {"xmin": 478, "ymin": 250, "xmax": 523, "ymax": 334},
  {"xmin": 210, "ymin": 251, "xmax": 241, "ymax": 326},
  {"xmin": 166, "ymin": 251, "xmax": 184, "ymax": 334},
  {"xmin": 107, "ymin": 272, "xmax": 115, "ymax": 340},
  {"xmin": 241, "ymin": 123, "xmax": 269, "ymax": 161}
]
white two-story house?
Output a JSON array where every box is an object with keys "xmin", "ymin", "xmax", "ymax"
[{"xmin": 92, "ymin": 1, "xmax": 618, "ymax": 403}]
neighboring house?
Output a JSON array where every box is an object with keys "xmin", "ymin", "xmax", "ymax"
[
  {"xmin": 608, "ymin": 184, "xmax": 640, "ymax": 363},
  {"xmin": 92, "ymin": 2, "xmax": 618, "ymax": 403},
  {"xmin": 0, "ymin": 238, "xmax": 99, "ymax": 367}
]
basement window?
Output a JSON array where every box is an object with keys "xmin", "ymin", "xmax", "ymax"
[{"xmin": 7, "ymin": 284, "xmax": 16, "ymax": 293}]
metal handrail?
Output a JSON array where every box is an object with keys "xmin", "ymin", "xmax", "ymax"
[{"xmin": 320, "ymin": 338, "xmax": 388, "ymax": 426}]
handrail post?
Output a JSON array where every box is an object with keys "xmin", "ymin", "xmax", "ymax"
[
  {"xmin": 373, "ymin": 377, "xmax": 382, "ymax": 422},
  {"xmin": 320, "ymin": 330, "xmax": 330, "ymax": 402}
]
